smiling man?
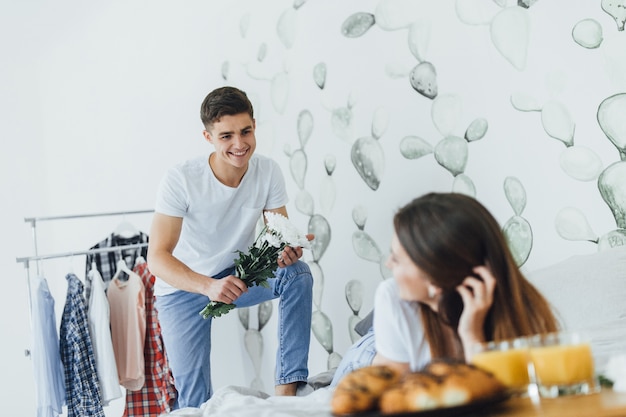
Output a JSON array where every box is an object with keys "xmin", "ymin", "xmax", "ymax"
[{"xmin": 147, "ymin": 86, "xmax": 313, "ymax": 408}]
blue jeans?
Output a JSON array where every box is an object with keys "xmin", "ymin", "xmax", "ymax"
[
  {"xmin": 155, "ymin": 261, "xmax": 313, "ymax": 409},
  {"xmin": 330, "ymin": 326, "xmax": 376, "ymax": 386}
]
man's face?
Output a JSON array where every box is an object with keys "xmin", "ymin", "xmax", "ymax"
[{"xmin": 204, "ymin": 112, "xmax": 256, "ymax": 170}]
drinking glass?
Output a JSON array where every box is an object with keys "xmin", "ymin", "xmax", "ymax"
[
  {"xmin": 527, "ymin": 331, "xmax": 599, "ymax": 398},
  {"xmin": 470, "ymin": 337, "xmax": 531, "ymax": 396}
]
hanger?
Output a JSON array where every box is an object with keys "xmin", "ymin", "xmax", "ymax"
[
  {"xmin": 114, "ymin": 218, "xmax": 140, "ymax": 239},
  {"xmin": 134, "ymin": 255, "xmax": 146, "ymax": 267},
  {"xmin": 113, "ymin": 259, "xmax": 133, "ymax": 282}
]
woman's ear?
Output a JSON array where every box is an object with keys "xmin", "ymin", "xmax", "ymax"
[
  {"xmin": 428, "ymin": 285, "xmax": 439, "ymax": 299},
  {"xmin": 426, "ymin": 285, "xmax": 443, "ymax": 313}
]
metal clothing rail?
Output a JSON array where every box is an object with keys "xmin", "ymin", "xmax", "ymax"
[
  {"xmin": 17, "ymin": 209, "xmax": 153, "ymax": 357},
  {"xmin": 23, "ymin": 209, "xmax": 154, "ymax": 270},
  {"xmin": 16, "ymin": 242, "xmax": 150, "ymax": 266},
  {"xmin": 23, "ymin": 209, "xmax": 154, "ymax": 225}
]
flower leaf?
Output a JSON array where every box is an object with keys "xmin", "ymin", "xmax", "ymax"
[
  {"xmin": 199, "ymin": 213, "xmax": 308, "ymax": 319},
  {"xmin": 199, "ymin": 301, "xmax": 236, "ymax": 319}
]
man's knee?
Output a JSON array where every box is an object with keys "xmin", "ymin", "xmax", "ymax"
[
  {"xmin": 287, "ymin": 260, "xmax": 313, "ymax": 287},
  {"xmin": 276, "ymin": 260, "xmax": 313, "ymax": 294}
]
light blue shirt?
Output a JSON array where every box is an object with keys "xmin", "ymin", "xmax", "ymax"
[{"xmin": 31, "ymin": 276, "xmax": 66, "ymax": 417}]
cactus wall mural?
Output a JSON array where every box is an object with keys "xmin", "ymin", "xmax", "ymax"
[
  {"xmin": 8, "ymin": 1, "xmax": 626, "ymax": 413},
  {"xmin": 212, "ymin": 0, "xmax": 626, "ymax": 389}
]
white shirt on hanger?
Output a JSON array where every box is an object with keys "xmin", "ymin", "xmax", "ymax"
[{"xmin": 88, "ymin": 266, "xmax": 123, "ymax": 405}]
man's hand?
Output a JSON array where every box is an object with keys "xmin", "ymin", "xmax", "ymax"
[
  {"xmin": 277, "ymin": 234, "xmax": 314, "ymax": 268},
  {"xmin": 207, "ymin": 275, "xmax": 249, "ymax": 304}
]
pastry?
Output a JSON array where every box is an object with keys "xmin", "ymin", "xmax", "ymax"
[
  {"xmin": 379, "ymin": 360, "xmax": 506, "ymax": 414},
  {"xmin": 380, "ymin": 372, "xmax": 442, "ymax": 413},
  {"xmin": 424, "ymin": 359, "xmax": 505, "ymax": 402},
  {"xmin": 331, "ymin": 365, "xmax": 401, "ymax": 415},
  {"xmin": 332, "ymin": 360, "xmax": 506, "ymax": 415}
]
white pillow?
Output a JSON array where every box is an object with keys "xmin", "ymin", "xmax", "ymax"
[{"xmin": 527, "ymin": 245, "xmax": 626, "ymax": 372}]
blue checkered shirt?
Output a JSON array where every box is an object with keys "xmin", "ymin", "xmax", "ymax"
[{"xmin": 59, "ymin": 274, "xmax": 105, "ymax": 417}]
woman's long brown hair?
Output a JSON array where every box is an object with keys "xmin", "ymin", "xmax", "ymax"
[{"xmin": 393, "ymin": 192, "xmax": 559, "ymax": 360}]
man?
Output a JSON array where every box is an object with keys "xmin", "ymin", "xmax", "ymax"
[{"xmin": 147, "ymin": 86, "xmax": 313, "ymax": 408}]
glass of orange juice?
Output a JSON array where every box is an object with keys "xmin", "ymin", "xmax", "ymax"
[
  {"xmin": 470, "ymin": 337, "xmax": 531, "ymax": 396},
  {"xmin": 528, "ymin": 331, "xmax": 598, "ymax": 398}
]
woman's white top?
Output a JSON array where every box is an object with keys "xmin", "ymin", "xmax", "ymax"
[{"xmin": 373, "ymin": 278, "xmax": 432, "ymax": 371}]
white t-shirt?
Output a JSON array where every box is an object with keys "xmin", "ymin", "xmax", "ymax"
[
  {"xmin": 153, "ymin": 154, "xmax": 288, "ymax": 296},
  {"xmin": 374, "ymin": 278, "xmax": 432, "ymax": 371}
]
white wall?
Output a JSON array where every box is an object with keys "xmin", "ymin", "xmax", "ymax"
[{"xmin": 2, "ymin": 0, "xmax": 625, "ymax": 415}]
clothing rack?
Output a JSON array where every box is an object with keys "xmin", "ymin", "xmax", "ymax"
[
  {"xmin": 23, "ymin": 209, "xmax": 154, "ymax": 270},
  {"xmin": 17, "ymin": 209, "xmax": 154, "ymax": 357},
  {"xmin": 16, "ymin": 242, "xmax": 150, "ymax": 266}
]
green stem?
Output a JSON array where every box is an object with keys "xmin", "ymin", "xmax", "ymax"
[{"xmin": 199, "ymin": 301, "xmax": 236, "ymax": 319}]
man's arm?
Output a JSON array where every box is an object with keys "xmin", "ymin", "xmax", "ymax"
[
  {"xmin": 147, "ymin": 213, "xmax": 210, "ymax": 294},
  {"xmin": 147, "ymin": 213, "xmax": 247, "ymax": 302},
  {"xmin": 264, "ymin": 205, "xmax": 289, "ymax": 219}
]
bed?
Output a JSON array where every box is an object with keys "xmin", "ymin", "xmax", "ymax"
[
  {"xmin": 526, "ymin": 245, "xmax": 626, "ymax": 373},
  {"xmin": 160, "ymin": 245, "xmax": 626, "ymax": 416},
  {"xmin": 162, "ymin": 385, "xmax": 334, "ymax": 417}
]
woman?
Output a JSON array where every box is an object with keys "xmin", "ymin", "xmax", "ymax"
[{"xmin": 331, "ymin": 192, "xmax": 558, "ymax": 385}]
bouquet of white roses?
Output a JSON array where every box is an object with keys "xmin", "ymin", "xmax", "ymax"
[{"xmin": 199, "ymin": 212, "xmax": 311, "ymax": 319}]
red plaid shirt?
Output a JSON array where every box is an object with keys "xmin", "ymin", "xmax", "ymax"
[{"xmin": 124, "ymin": 259, "xmax": 177, "ymax": 416}]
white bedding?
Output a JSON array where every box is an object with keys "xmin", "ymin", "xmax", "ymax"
[{"xmin": 161, "ymin": 385, "xmax": 334, "ymax": 417}]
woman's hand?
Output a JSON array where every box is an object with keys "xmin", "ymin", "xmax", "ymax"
[
  {"xmin": 456, "ymin": 265, "xmax": 496, "ymax": 357},
  {"xmin": 277, "ymin": 234, "xmax": 315, "ymax": 267}
]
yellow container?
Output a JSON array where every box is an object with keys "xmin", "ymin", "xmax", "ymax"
[
  {"xmin": 472, "ymin": 347, "xmax": 530, "ymax": 388},
  {"xmin": 528, "ymin": 331, "xmax": 597, "ymax": 398},
  {"xmin": 470, "ymin": 338, "xmax": 530, "ymax": 393},
  {"xmin": 529, "ymin": 342, "xmax": 594, "ymax": 385}
]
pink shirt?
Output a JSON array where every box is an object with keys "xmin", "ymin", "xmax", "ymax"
[{"xmin": 107, "ymin": 267, "xmax": 146, "ymax": 391}]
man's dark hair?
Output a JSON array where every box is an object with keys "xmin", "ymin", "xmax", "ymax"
[{"xmin": 200, "ymin": 86, "xmax": 254, "ymax": 130}]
